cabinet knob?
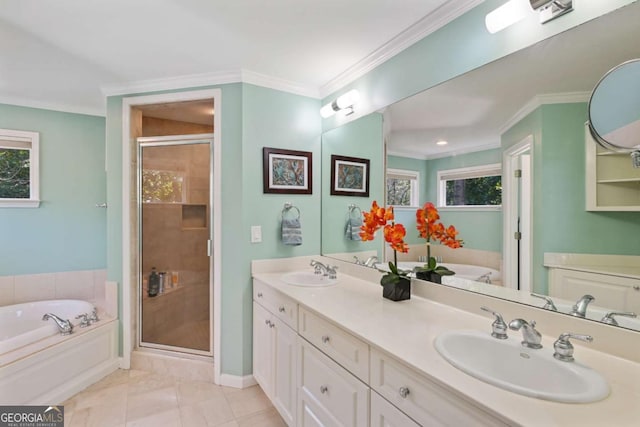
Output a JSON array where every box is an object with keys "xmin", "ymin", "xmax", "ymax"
[
  {"xmin": 321, "ymin": 335, "xmax": 330, "ymax": 344},
  {"xmin": 633, "ymin": 285, "xmax": 639, "ymax": 291},
  {"xmin": 279, "ymin": 306, "xmax": 286, "ymax": 313},
  {"xmin": 257, "ymin": 292, "xmax": 263, "ymax": 298},
  {"xmin": 320, "ymin": 385, "xmax": 328, "ymax": 394},
  {"xmin": 265, "ymin": 320, "xmax": 271, "ymax": 327},
  {"xmin": 399, "ymin": 386, "xmax": 410, "ymax": 398},
  {"xmin": 270, "ymin": 322, "xmax": 275, "ymax": 328}
]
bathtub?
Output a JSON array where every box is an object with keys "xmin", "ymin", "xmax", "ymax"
[
  {"xmin": 376, "ymin": 262, "xmax": 502, "ymax": 283},
  {"xmin": 0, "ymin": 299, "xmax": 95, "ymax": 355},
  {"xmin": 0, "ymin": 299, "xmax": 118, "ymax": 404}
]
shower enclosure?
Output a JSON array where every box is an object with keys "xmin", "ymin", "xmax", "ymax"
[{"xmin": 137, "ymin": 135, "xmax": 213, "ymax": 355}]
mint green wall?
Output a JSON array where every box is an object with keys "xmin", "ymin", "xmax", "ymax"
[
  {"xmin": 387, "ymin": 155, "xmax": 429, "ymax": 245},
  {"xmin": 502, "ymin": 103, "xmax": 640, "ymax": 294},
  {"xmin": 0, "ymin": 103, "xmax": 106, "ymax": 275},
  {"xmin": 321, "ymin": 0, "xmax": 636, "ymax": 133},
  {"xmin": 424, "ymin": 149, "xmax": 503, "ymax": 253},
  {"xmin": 321, "ymin": 114, "xmax": 383, "ymax": 256},
  {"xmin": 106, "ymin": 83, "xmax": 320, "ymax": 376}
]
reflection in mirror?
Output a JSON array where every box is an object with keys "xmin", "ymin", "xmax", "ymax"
[
  {"xmin": 588, "ymin": 58, "xmax": 640, "ymax": 167},
  {"xmin": 321, "ymin": 113, "xmax": 385, "ymax": 263},
  {"xmin": 321, "ymin": 2, "xmax": 640, "ymax": 332}
]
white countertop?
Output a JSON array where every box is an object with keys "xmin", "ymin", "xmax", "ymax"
[{"xmin": 253, "ymin": 269, "xmax": 640, "ymax": 427}]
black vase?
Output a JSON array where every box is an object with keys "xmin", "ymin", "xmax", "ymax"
[
  {"xmin": 382, "ymin": 277, "xmax": 411, "ymax": 301},
  {"xmin": 416, "ymin": 270, "xmax": 442, "ymax": 284}
]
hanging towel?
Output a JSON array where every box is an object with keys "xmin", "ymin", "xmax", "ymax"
[
  {"xmin": 345, "ymin": 216, "xmax": 363, "ymax": 241},
  {"xmin": 282, "ymin": 218, "xmax": 302, "ymax": 246}
]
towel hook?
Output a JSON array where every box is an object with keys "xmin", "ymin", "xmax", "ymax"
[{"xmin": 348, "ymin": 204, "xmax": 362, "ymax": 217}]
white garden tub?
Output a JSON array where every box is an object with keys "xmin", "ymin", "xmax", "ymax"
[{"xmin": 376, "ymin": 262, "xmax": 502, "ymax": 283}]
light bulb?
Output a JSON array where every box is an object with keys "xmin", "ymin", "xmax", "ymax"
[
  {"xmin": 485, "ymin": 0, "xmax": 528, "ymax": 34},
  {"xmin": 335, "ymin": 90, "xmax": 360, "ymax": 109}
]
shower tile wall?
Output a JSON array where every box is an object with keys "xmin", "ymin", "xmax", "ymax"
[{"xmin": 141, "ymin": 142, "xmax": 211, "ymax": 352}]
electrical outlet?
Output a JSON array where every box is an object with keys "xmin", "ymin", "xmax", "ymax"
[{"xmin": 251, "ymin": 225, "xmax": 262, "ymax": 243}]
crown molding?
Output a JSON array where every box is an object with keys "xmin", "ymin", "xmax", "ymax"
[
  {"xmin": 240, "ymin": 70, "xmax": 320, "ymax": 98},
  {"xmin": 319, "ymin": 0, "xmax": 484, "ymax": 99},
  {"xmin": 101, "ymin": 70, "xmax": 241, "ymax": 97},
  {"xmin": 101, "ymin": 69, "xmax": 320, "ymax": 99},
  {"xmin": 387, "ymin": 141, "xmax": 501, "ymax": 161},
  {"xmin": 499, "ymin": 91, "xmax": 591, "ymax": 135},
  {"xmin": 0, "ymin": 95, "xmax": 105, "ymax": 117}
]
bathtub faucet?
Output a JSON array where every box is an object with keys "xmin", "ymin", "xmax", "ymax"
[
  {"xmin": 476, "ymin": 272, "xmax": 492, "ymax": 284},
  {"xmin": 42, "ymin": 313, "xmax": 74, "ymax": 335}
]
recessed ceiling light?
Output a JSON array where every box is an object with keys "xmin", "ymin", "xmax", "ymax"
[{"xmin": 436, "ymin": 140, "xmax": 448, "ymax": 146}]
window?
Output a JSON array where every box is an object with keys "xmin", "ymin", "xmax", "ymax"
[
  {"xmin": 0, "ymin": 129, "xmax": 39, "ymax": 207},
  {"xmin": 437, "ymin": 164, "xmax": 502, "ymax": 208},
  {"xmin": 386, "ymin": 168, "xmax": 419, "ymax": 207}
]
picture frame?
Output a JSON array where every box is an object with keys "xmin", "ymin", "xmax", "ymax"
[
  {"xmin": 262, "ymin": 147, "xmax": 312, "ymax": 194},
  {"xmin": 330, "ymin": 154, "xmax": 370, "ymax": 197}
]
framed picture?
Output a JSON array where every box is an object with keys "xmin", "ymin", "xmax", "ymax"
[
  {"xmin": 330, "ymin": 155, "xmax": 370, "ymax": 197},
  {"xmin": 263, "ymin": 147, "xmax": 312, "ymax": 194}
]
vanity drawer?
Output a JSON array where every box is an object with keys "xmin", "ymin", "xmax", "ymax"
[
  {"xmin": 370, "ymin": 348, "xmax": 509, "ymax": 427},
  {"xmin": 253, "ymin": 279, "xmax": 297, "ymax": 330},
  {"xmin": 370, "ymin": 391, "xmax": 420, "ymax": 427},
  {"xmin": 298, "ymin": 339, "xmax": 369, "ymax": 427},
  {"xmin": 298, "ymin": 306, "xmax": 370, "ymax": 382}
]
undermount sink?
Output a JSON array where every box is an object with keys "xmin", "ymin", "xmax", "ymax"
[
  {"xmin": 281, "ymin": 271, "xmax": 337, "ymax": 287},
  {"xmin": 434, "ymin": 330, "xmax": 609, "ymax": 403}
]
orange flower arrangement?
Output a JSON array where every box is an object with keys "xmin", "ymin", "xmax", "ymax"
[
  {"xmin": 415, "ymin": 202, "xmax": 463, "ymax": 277},
  {"xmin": 360, "ymin": 201, "xmax": 409, "ymax": 286}
]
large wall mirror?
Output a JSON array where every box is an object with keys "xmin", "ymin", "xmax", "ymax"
[{"xmin": 320, "ymin": 2, "xmax": 640, "ymax": 332}]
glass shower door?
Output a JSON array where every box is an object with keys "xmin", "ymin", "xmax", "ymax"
[{"xmin": 138, "ymin": 137, "xmax": 212, "ymax": 355}]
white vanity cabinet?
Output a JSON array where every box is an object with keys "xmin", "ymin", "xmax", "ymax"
[
  {"xmin": 298, "ymin": 339, "xmax": 369, "ymax": 427},
  {"xmin": 253, "ymin": 282, "xmax": 298, "ymax": 426},
  {"xmin": 370, "ymin": 349, "xmax": 509, "ymax": 427},
  {"xmin": 370, "ymin": 392, "xmax": 420, "ymax": 427},
  {"xmin": 549, "ymin": 268, "xmax": 640, "ymax": 313}
]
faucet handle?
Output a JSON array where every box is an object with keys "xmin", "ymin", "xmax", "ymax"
[
  {"xmin": 89, "ymin": 307, "xmax": 100, "ymax": 323},
  {"xmin": 530, "ymin": 293, "xmax": 558, "ymax": 311},
  {"xmin": 553, "ymin": 332, "xmax": 593, "ymax": 362},
  {"xmin": 480, "ymin": 306, "xmax": 508, "ymax": 339},
  {"xmin": 326, "ymin": 265, "xmax": 338, "ymax": 279},
  {"xmin": 75, "ymin": 313, "xmax": 91, "ymax": 328},
  {"xmin": 601, "ymin": 311, "xmax": 637, "ymax": 326}
]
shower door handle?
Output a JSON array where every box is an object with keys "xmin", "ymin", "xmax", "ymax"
[{"xmin": 207, "ymin": 239, "xmax": 212, "ymax": 257}]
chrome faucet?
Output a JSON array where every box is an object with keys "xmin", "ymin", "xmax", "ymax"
[
  {"xmin": 476, "ymin": 272, "xmax": 492, "ymax": 284},
  {"xmin": 508, "ymin": 318, "xmax": 542, "ymax": 349},
  {"xmin": 363, "ymin": 256, "xmax": 378, "ymax": 268},
  {"xmin": 75, "ymin": 313, "xmax": 91, "ymax": 328},
  {"xmin": 530, "ymin": 293, "xmax": 558, "ymax": 311},
  {"xmin": 480, "ymin": 306, "xmax": 508, "ymax": 339},
  {"xmin": 601, "ymin": 311, "xmax": 637, "ymax": 326},
  {"xmin": 553, "ymin": 332, "xmax": 593, "ymax": 362},
  {"xmin": 88, "ymin": 307, "xmax": 100, "ymax": 324},
  {"xmin": 570, "ymin": 295, "xmax": 595, "ymax": 318},
  {"xmin": 310, "ymin": 260, "xmax": 338, "ymax": 279},
  {"xmin": 43, "ymin": 313, "xmax": 74, "ymax": 335}
]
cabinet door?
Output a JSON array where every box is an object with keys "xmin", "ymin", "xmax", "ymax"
[
  {"xmin": 272, "ymin": 317, "xmax": 297, "ymax": 427},
  {"xmin": 298, "ymin": 339, "xmax": 369, "ymax": 427},
  {"xmin": 370, "ymin": 391, "xmax": 420, "ymax": 427},
  {"xmin": 253, "ymin": 302, "xmax": 273, "ymax": 396}
]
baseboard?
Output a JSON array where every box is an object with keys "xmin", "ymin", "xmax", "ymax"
[{"xmin": 219, "ymin": 373, "xmax": 258, "ymax": 389}]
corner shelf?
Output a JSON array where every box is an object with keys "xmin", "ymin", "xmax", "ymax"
[{"xmin": 585, "ymin": 124, "xmax": 640, "ymax": 211}]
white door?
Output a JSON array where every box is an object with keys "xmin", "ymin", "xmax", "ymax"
[
  {"xmin": 272, "ymin": 317, "xmax": 297, "ymax": 426},
  {"xmin": 253, "ymin": 302, "xmax": 273, "ymax": 395}
]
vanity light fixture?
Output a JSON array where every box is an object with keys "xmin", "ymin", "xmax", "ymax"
[
  {"xmin": 485, "ymin": 0, "xmax": 573, "ymax": 34},
  {"xmin": 485, "ymin": 0, "xmax": 529, "ymax": 34},
  {"xmin": 436, "ymin": 140, "xmax": 448, "ymax": 146},
  {"xmin": 320, "ymin": 89, "xmax": 360, "ymax": 118}
]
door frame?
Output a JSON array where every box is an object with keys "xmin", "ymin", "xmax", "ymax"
[
  {"xmin": 121, "ymin": 88, "xmax": 222, "ymax": 385},
  {"xmin": 502, "ymin": 135, "xmax": 533, "ymax": 292}
]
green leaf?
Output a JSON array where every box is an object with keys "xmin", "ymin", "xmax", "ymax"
[
  {"xmin": 434, "ymin": 266, "xmax": 455, "ymax": 276},
  {"xmin": 380, "ymin": 273, "xmax": 400, "ymax": 286},
  {"xmin": 428, "ymin": 257, "xmax": 437, "ymax": 270},
  {"xmin": 388, "ymin": 261, "xmax": 399, "ymax": 275}
]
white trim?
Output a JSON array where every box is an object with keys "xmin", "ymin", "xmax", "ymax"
[
  {"xmin": 499, "ymin": 91, "xmax": 590, "ymax": 135},
  {"xmin": 121, "ymin": 88, "xmax": 222, "ymax": 386},
  {"xmin": 437, "ymin": 205, "xmax": 502, "ymax": 212},
  {"xmin": 502, "ymin": 135, "xmax": 533, "ymax": 292},
  {"xmin": 0, "ymin": 95, "xmax": 105, "ymax": 117},
  {"xmin": 386, "ymin": 168, "xmax": 420, "ymax": 208},
  {"xmin": 103, "ymin": 69, "xmax": 319, "ymax": 99},
  {"xmin": 319, "ymin": 0, "xmax": 483, "ymax": 98},
  {"xmin": 219, "ymin": 374, "xmax": 258, "ymax": 389}
]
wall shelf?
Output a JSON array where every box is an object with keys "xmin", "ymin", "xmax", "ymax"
[{"xmin": 585, "ymin": 124, "xmax": 640, "ymax": 211}]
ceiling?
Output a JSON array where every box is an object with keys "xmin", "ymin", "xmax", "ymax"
[
  {"xmin": 387, "ymin": 1, "xmax": 640, "ymax": 159},
  {"xmin": 0, "ymin": 0, "xmax": 466, "ymax": 116}
]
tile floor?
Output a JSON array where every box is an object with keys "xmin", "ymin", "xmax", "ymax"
[{"xmin": 62, "ymin": 369, "xmax": 286, "ymax": 427}]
